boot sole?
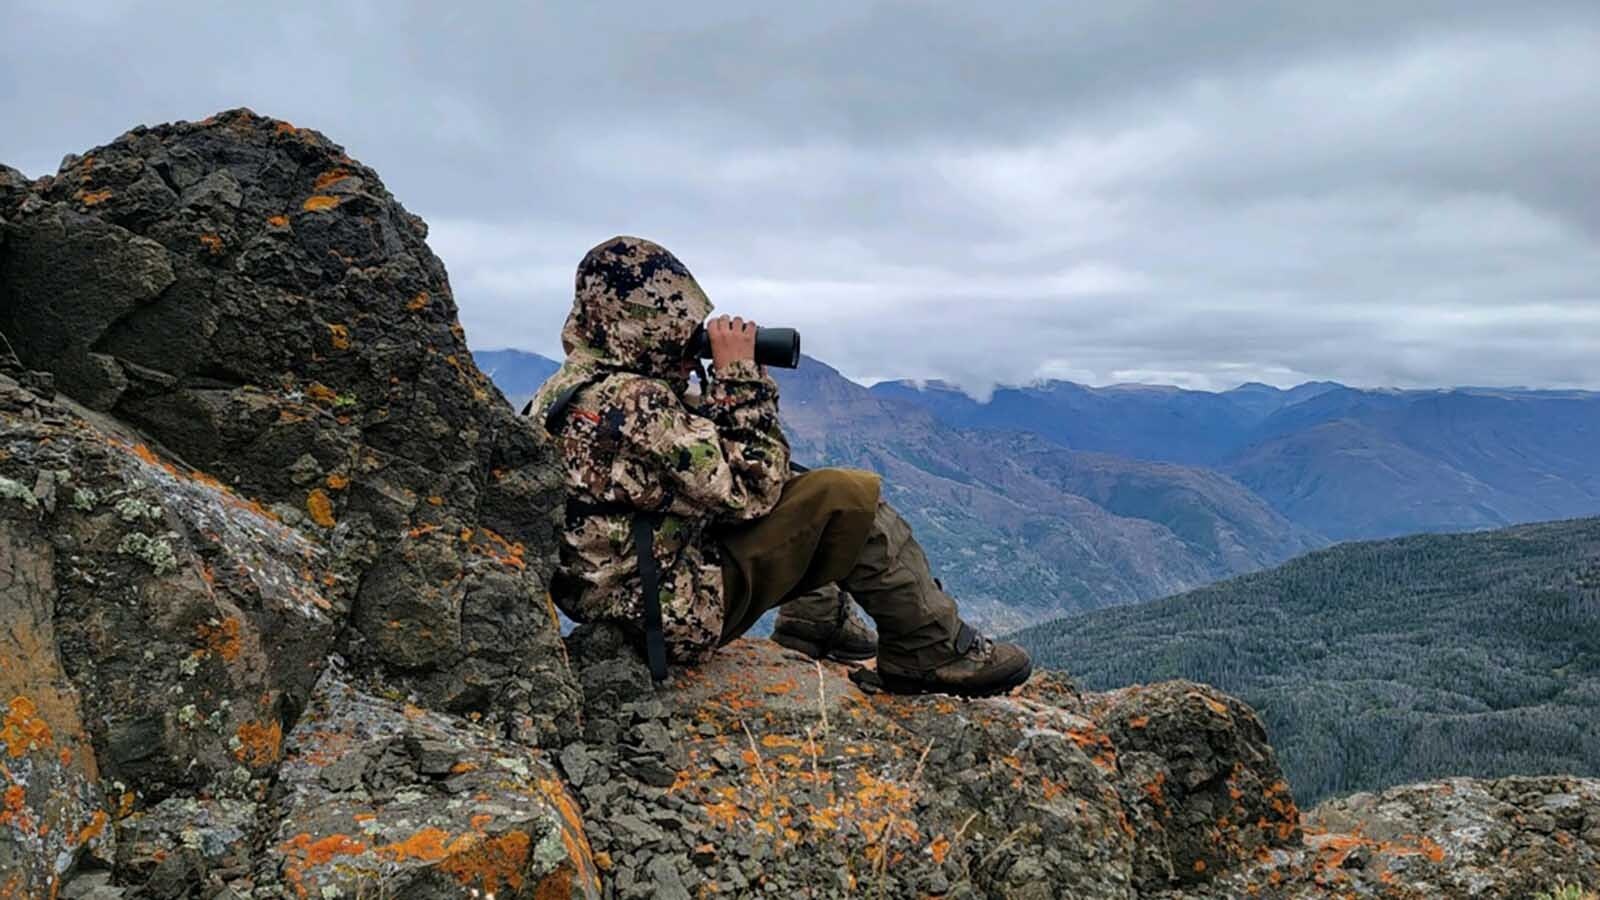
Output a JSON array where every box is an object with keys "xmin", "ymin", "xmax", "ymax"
[
  {"xmin": 772, "ymin": 633, "xmax": 878, "ymax": 663},
  {"xmin": 876, "ymin": 660, "xmax": 1033, "ymax": 699}
]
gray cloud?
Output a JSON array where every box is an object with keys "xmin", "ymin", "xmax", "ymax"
[{"xmin": 4, "ymin": 1, "xmax": 1597, "ymax": 395}]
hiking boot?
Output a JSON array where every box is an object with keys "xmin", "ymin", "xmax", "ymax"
[
  {"xmin": 773, "ymin": 586, "xmax": 879, "ymax": 662},
  {"xmin": 876, "ymin": 622, "xmax": 1032, "ymax": 698}
]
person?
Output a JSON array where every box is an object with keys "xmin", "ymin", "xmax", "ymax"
[{"xmin": 530, "ymin": 236, "xmax": 1032, "ymax": 697}]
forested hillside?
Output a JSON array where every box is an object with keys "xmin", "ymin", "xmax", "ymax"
[{"xmin": 1012, "ymin": 517, "xmax": 1600, "ymax": 803}]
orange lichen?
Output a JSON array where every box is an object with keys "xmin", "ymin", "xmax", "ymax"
[
  {"xmin": 1193, "ymin": 859, "xmax": 1207, "ymax": 873},
  {"xmin": 2, "ymin": 697, "xmax": 53, "ymax": 757},
  {"xmin": 129, "ymin": 442, "xmax": 176, "ymax": 473},
  {"xmin": 313, "ymin": 169, "xmax": 351, "ymax": 190},
  {"xmin": 281, "ymin": 832, "xmax": 367, "ymax": 866},
  {"xmin": 266, "ymin": 214, "xmax": 290, "ymax": 228},
  {"xmin": 327, "ymin": 323, "xmax": 350, "ymax": 350},
  {"xmin": 426, "ymin": 495, "xmax": 444, "ymax": 506},
  {"xmin": 304, "ymin": 383, "xmax": 339, "ymax": 403},
  {"xmin": 536, "ymin": 777, "xmax": 600, "ymax": 892},
  {"xmin": 325, "ymin": 472, "xmax": 350, "ymax": 490},
  {"xmin": 1142, "ymin": 772, "xmax": 1167, "ymax": 807},
  {"xmin": 378, "ymin": 827, "xmax": 454, "ymax": 863},
  {"xmin": 533, "ymin": 866, "xmax": 575, "ymax": 900},
  {"xmin": 74, "ymin": 810, "xmax": 109, "ymax": 846},
  {"xmin": 439, "ymin": 830, "xmax": 532, "ymax": 893},
  {"xmin": 1, "ymin": 784, "xmax": 35, "ymax": 835},
  {"xmin": 78, "ymin": 189, "xmax": 112, "ymax": 206},
  {"xmin": 928, "ymin": 834, "xmax": 951, "ymax": 864},
  {"xmin": 197, "ymin": 617, "xmax": 243, "ymax": 662},
  {"xmin": 234, "ymin": 719, "xmax": 283, "ymax": 767},
  {"xmin": 306, "ymin": 489, "xmax": 336, "ymax": 528},
  {"xmin": 763, "ymin": 678, "xmax": 798, "ymax": 696},
  {"xmin": 1128, "ymin": 715, "xmax": 1150, "ymax": 729},
  {"xmin": 198, "ymin": 233, "xmax": 224, "ymax": 255},
  {"xmin": 408, "ymin": 291, "xmax": 430, "ymax": 311},
  {"xmin": 302, "ymin": 195, "xmax": 341, "ymax": 212},
  {"xmin": 1418, "ymin": 837, "xmax": 1445, "ymax": 863}
]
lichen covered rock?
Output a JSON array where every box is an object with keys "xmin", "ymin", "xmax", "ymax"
[
  {"xmin": 0, "ymin": 111, "xmax": 581, "ymax": 895},
  {"xmin": 0, "ymin": 109, "xmax": 577, "ymax": 732},
  {"xmin": 267, "ymin": 672, "xmax": 599, "ymax": 899},
  {"xmin": 1165, "ymin": 775, "xmax": 1600, "ymax": 898},
  {"xmin": 563, "ymin": 629, "xmax": 1298, "ymax": 899}
]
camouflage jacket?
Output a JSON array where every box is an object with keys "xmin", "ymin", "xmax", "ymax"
[{"xmin": 530, "ymin": 237, "xmax": 790, "ymax": 661}]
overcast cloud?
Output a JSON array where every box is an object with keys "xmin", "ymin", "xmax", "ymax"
[{"xmin": 4, "ymin": 1, "xmax": 1598, "ymax": 395}]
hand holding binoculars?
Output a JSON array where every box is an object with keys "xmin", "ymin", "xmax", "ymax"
[{"xmin": 688, "ymin": 321, "xmax": 801, "ymax": 369}]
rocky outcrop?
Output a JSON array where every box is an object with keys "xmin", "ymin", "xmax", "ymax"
[
  {"xmin": 0, "ymin": 110, "xmax": 576, "ymax": 734},
  {"xmin": 0, "ymin": 110, "xmax": 581, "ymax": 898},
  {"xmin": 1, "ymin": 112, "xmax": 1596, "ymax": 899},
  {"xmin": 563, "ymin": 629, "xmax": 1299, "ymax": 898},
  {"xmin": 1170, "ymin": 776, "xmax": 1600, "ymax": 898}
]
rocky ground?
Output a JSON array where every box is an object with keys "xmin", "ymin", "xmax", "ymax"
[{"xmin": 1, "ymin": 111, "xmax": 1596, "ymax": 898}]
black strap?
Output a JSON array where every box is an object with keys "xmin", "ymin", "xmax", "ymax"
[
  {"xmin": 954, "ymin": 621, "xmax": 979, "ymax": 655},
  {"xmin": 538, "ymin": 380, "xmax": 594, "ymax": 433},
  {"xmin": 633, "ymin": 512, "xmax": 669, "ymax": 682}
]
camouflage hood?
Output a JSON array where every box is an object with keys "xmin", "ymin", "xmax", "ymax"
[
  {"xmin": 532, "ymin": 237, "xmax": 713, "ymax": 427},
  {"xmin": 565, "ymin": 236, "xmax": 713, "ymax": 377}
]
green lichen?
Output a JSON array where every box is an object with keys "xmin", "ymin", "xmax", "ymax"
[
  {"xmin": 72, "ymin": 487, "xmax": 99, "ymax": 511},
  {"xmin": 531, "ymin": 821, "xmax": 569, "ymax": 869},
  {"xmin": 115, "ymin": 497, "xmax": 164, "ymax": 523},
  {"xmin": 117, "ymin": 531, "xmax": 179, "ymax": 575},
  {"xmin": 0, "ymin": 475, "xmax": 39, "ymax": 509}
]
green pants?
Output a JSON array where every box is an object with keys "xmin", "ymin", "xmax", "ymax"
[{"xmin": 715, "ymin": 468, "xmax": 962, "ymax": 670}]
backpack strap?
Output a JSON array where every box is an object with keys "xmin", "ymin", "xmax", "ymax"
[
  {"xmin": 534, "ymin": 371, "xmax": 672, "ymax": 683},
  {"xmin": 524, "ymin": 375, "xmax": 603, "ymax": 434},
  {"xmin": 632, "ymin": 511, "xmax": 669, "ymax": 682}
]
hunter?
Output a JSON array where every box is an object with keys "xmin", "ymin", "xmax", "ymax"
[{"xmin": 529, "ymin": 236, "xmax": 1032, "ymax": 697}]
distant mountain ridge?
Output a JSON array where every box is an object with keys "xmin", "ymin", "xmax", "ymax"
[
  {"xmin": 471, "ymin": 348, "xmax": 559, "ymax": 410},
  {"xmin": 878, "ymin": 376, "xmax": 1600, "ymax": 540},
  {"xmin": 1011, "ymin": 516, "xmax": 1600, "ymax": 804}
]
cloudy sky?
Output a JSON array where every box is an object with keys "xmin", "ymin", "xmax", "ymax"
[{"xmin": 4, "ymin": 2, "xmax": 1598, "ymax": 395}]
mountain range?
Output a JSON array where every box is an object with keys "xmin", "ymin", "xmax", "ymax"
[
  {"xmin": 1012, "ymin": 515, "xmax": 1600, "ymax": 804},
  {"xmin": 876, "ymin": 377, "xmax": 1600, "ymax": 541}
]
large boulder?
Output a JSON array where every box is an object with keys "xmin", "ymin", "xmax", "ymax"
[
  {"xmin": 0, "ymin": 111, "xmax": 582, "ymax": 896},
  {"xmin": 265, "ymin": 672, "xmax": 599, "ymax": 899},
  {"xmin": 1172, "ymin": 775, "xmax": 1600, "ymax": 898},
  {"xmin": 0, "ymin": 367, "xmax": 339, "ymax": 896},
  {"xmin": 0, "ymin": 110, "xmax": 576, "ymax": 731},
  {"xmin": 561, "ymin": 630, "xmax": 1300, "ymax": 898}
]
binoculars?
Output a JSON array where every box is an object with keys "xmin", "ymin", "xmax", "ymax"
[{"xmin": 688, "ymin": 324, "xmax": 802, "ymax": 369}]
